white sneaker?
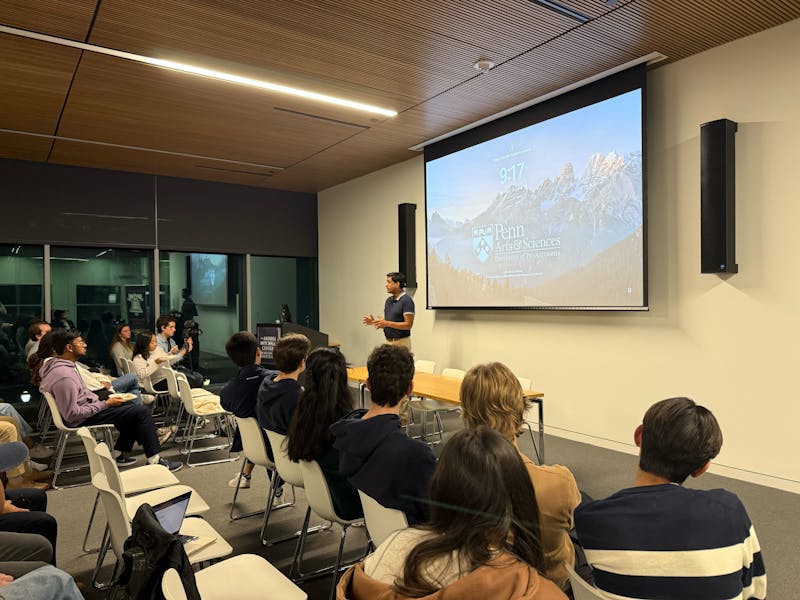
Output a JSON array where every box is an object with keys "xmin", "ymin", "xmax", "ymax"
[
  {"xmin": 228, "ymin": 473, "xmax": 251, "ymax": 488},
  {"xmin": 29, "ymin": 460, "xmax": 50, "ymax": 472}
]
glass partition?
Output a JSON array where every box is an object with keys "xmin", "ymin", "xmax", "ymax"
[
  {"xmin": 0, "ymin": 245, "xmax": 44, "ymax": 402},
  {"xmin": 50, "ymin": 247, "xmax": 154, "ymax": 369},
  {"xmin": 159, "ymin": 251, "xmax": 245, "ymax": 384},
  {"xmin": 251, "ymin": 256, "xmax": 319, "ymax": 331}
]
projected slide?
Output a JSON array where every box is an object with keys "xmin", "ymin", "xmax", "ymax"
[
  {"xmin": 190, "ymin": 253, "xmax": 228, "ymax": 306},
  {"xmin": 426, "ymin": 89, "xmax": 644, "ymax": 309}
]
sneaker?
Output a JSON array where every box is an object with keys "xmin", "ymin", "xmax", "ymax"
[
  {"xmin": 202, "ymin": 378, "xmax": 211, "ymax": 386},
  {"xmin": 158, "ymin": 458, "xmax": 183, "ymax": 472},
  {"xmin": 274, "ymin": 484, "xmax": 284, "ymax": 498},
  {"xmin": 228, "ymin": 474, "xmax": 251, "ymax": 489},
  {"xmin": 29, "ymin": 444, "xmax": 54, "ymax": 461},
  {"xmin": 116, "ymin": 455, "xmax": 137, "ymax": 466},
  {"xmin": 157, "ymin": 425, "xmax": 178, "ymax": 445},
  {"xmin": 29, "ymin": 460, "xmax": 50, "ymax": 472}
]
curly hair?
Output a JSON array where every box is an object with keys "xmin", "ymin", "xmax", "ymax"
[{"xmin": 366, "ymin": 344, "xmax": 414, "ymax": 407}]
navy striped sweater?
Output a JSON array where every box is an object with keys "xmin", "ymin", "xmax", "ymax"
[{"xmin": 575, "ymin": 484, "xmax": 766, "ymax": 600}]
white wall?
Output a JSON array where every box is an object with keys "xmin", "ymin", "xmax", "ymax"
[{"xmin": 318, "ymin": 18, "xmax": 800, "ymax": 493}]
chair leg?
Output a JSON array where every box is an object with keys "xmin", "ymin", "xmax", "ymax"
[
  {"xmin": 229, "ymin": 457, "xmax": 247, "ymax": 520},
  {"xmin": 91, "ymin": 527, "xmax": 112, "ymax": 589},
  {"xmin": 526, "ymin": 422, "xmax": 541, "ymax": 464},
  {"xmin": 50, "ymin": 431, "xmax": 69, "ymax": 490},
  {"xmin": 289, "ymin": 506, "xmax": 312, "ymax": 580},
  {"xmin": 82, "ymin": 492, "xmax": 101, "ymax": 553},
  {"xmin": 329, "ymin": 525, "xmax": 349, "ymax": 600}
]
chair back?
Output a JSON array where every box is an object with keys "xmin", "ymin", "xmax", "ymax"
[
  {"xmin": 91, "ymin": 472, "xmax": 131, "ymax": 559},
  {"xmin": 441, "ymin": 368, "xmax": 466, "ymax": 380},
  {"xmin": 115, "ymin": 356, "xmax": 129, "ymax": 376},
  {"xmin": 565, "ymin": 563, "xmax": 605, "ymax": 600},
  {"xmin": 94, "ymin": 441, "xmax": 127, "ymax": 498},
  {"xmin": 77, "ymin": 427, "xmax": 103, "ymax": 479},
  {"xmin": 43, "ymin": 391, "xmax": 72, "ymax": 432},
  {"xmin": 298, "ymin": 459, "xmax": 340, "ymax": 522},
  {"xmin": 358, "ymin": 490, "xmax": 408, "ymax": 546},
  {"xmin": 164, "ymin": 368, "xmax": 181, "ymax": 400},
  {"xmin": 236, "ymin": 417, "xmax": 273, "ymax": 468},
  {"xmin": 124, "ymin": 358, "xmax": 136, "ymax": 378},
  {"xmin": 516, "ymin": 376, "xmax": 532, "ymax": 390},
  {"xmin": 264, "ymin": 430, "xmax": 304, "ymax": 488},
  {"xmin": 414, "ymin": 360, "xmax": 436, "ymax": 374},
  {"xmin": 177, "ymin": 377, "xmax": 199, "ymax": 416},
  {"xmin": 161, "ymin": 568, "xmax": 188, "ymax": 600}
]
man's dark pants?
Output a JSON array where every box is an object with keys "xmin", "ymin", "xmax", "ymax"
[{"xmin": 83, "ymin": 403, "xmax": 160, "ymax": 457}]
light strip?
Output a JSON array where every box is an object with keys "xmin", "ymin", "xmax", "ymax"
[
  {"xmin": 0, "ymin": 24, "xmax": 398, "ymax": 118},
  {"xmin": 410, "ymin": 52, "xmax": 666, "ymax": 151}
]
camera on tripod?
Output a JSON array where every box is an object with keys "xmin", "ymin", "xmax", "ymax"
[{"xmin": 183, "ymin": 319, "xmax": 203, "ymax": 339}]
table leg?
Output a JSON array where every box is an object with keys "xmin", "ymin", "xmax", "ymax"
[{"xmin": 537, "ymin": 397, "xmax": 545, "ymax": 464}]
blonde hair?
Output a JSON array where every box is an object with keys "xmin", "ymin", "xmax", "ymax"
[{"xmin": 460, "ymin": 362, "xmax": 526, "ymax": 440}]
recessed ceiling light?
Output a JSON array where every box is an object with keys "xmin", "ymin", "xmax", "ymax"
[
  {"xmin": 0, "ymin": 24, "xmax": 398, "ymax": 118},
  {"xmin": 473, "ymin": 59, "xmax": 495, "ymax": 73}
]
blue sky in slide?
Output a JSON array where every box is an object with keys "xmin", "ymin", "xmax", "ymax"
[{"xmin": 426, "ymin": 89, "xmax": 642, "ymax": 222}]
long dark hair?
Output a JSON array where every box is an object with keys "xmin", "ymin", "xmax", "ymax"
[
  {"xmin": 286, "ymin": 348, "xmax": 353, "ymax": 462},
  {"xmin": 395, "ymin": 427, "xmax": 550, "ymax": 597},
  {"xmin": 28, "ymin": 331, "xmax": 55, "ymax": 386},
  {"xmin": 132, "ymin": 332, "xmax": 154, "ymax": 361},
  {"xmin": 110, "ymin": 323, "xmax": 133, "ymax": 353}
]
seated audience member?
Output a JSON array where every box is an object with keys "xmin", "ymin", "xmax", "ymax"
[
  {"xmin": 155, "ymin": 316, "xmax": 204, "ymax": 388},
  {"xmin": 337, "ymin": 427, "xmax": 566, "ymax": 600},
  {"xmin": 330, "ymin": 344, "xmax": 435, "ymax": 525},
  {"xmin": 50, "ymin": 310, "xmax": 74, "ymax": 332},
  {"xmin": 0, "ymin": 441, "xmax": 57, "ymax": 567},
  {"xmin": 0, "ymin": 402, "xmax": 37, "ymax": 445},
  {"xmin": 74, "ymin": 347, "xmax": 144, "ymax": 406},
  {"xmin": 220, "ymin": 331, "xmax": 274, "ymax": 488},
  {"xmin": 256, "ymin": 333, "xmax": 311, "ymax": 435},
  {"xmin": 0, "ymin": 564, "xmax": 84, "ymax": 600},
  {"xmin": 131, "ymin": 332, "xmax": 172, "ymax": 392},
  {"xmin": 0, "ymin": 422, "xmax": 51, "ymax": 490},
  {"xmin": 38, "ymin": 330, "xmax": 180, "ymax": 471},
  {"xmin": 286, "ymin": 348, "xmax": 362, "ymax": 520},
  {"xmin": 575, "ymin": 397, "xmax": 767, "ymax": 600},
  {"xmin": 23, "ymin": 321, "xmax": 50, "ymax": 360},
  {"xmin": 108, "ymin": 323, "xmax": 134, "ymax": 372},
  {"xmin": 460, "ymin": 362, "xmax": 580, "ymax": 590}
]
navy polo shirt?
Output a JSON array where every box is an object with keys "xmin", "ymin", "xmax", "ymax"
[{"xmin": 383, "ymin": 293, "xmax": 414, "ymax": 339}]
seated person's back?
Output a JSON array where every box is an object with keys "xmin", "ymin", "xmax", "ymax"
[
  {"xmin": 338, "ymin": 427, "xmax": 567, "ymax": 600},
  {"xmin": 330, "ymin": 344, "xmax": 435, "ymax": 525},
  {"xmin": 256, "ymin": 333, "xmax": 311, "ymax": 435},
  {"xmin": 575, "ymin": 397, "xmax": 767, "ymax": 600},
  {"xmin": 460, "ymin": 362, "xmax": 581, "ymax": 589},
  {"xmin": 286, "ymin": 348, "xmax": 361, "ymax": 519}
]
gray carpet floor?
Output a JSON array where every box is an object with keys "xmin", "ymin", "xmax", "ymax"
[{"xmin": 45, "ymin": 413, "xmax": 798, "ymax": 599}]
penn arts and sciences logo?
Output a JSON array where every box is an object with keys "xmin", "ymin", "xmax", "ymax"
[{"xmin": 472, "ymin": 225, "xmax": 494, "ymax": 263}]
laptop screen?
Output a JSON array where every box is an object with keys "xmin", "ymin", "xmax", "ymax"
[{"xmin": 151, "ymin": 491, "xmax": 192, "ymax": 535}]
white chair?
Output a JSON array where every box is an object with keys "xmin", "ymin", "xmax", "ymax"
[
  {"xmin": 132, "ymin": 358, "xmax": 171, "ymax": 413},
  {"xmin": 175, "ymin": 376, "xmax": 235, "ymax": 467},
  {"xmin": 410, "ymin": 367, "xmax": 464, "ymax": 445},
  {"xmin": 414, "ymin": 359, "xmax": 436, "ymax": 374},
  {"xmin": 114, "ymin": 356, "xmax": 129, "ymax": 377},
  {"xmin": 91, "ymin": 442, "xmax": 213, "ymax": 587},
  {"xmin": 230, "ymin": 417, "xmax": 294, "ymax": 521},
  {"xmin": 517, "ymin": 375, "xmax": 542, "ymax": 463},
  {"xmin": 264, "ymin": 429, "xmax": 332, "ymax": 577},
  {"xmin": 42, "ymin": 391, "xmax": 115, "ymax": 489},
  {"xmin": 77, "ymin": 427, "xmax": 181, "ymax": 553},
  {"xmin": 298, "ymin": 459, "xmax": 368, "ymax": 599},
  {"xmin": 358, "ymin": 490, "xmax": 408, "ymax": 547},
  {"xmin": 566, "ymin": 563, "xmax": 605, "ymax": 600},
  {"xmin": 162, "ymin": 555, "xmax": 307, "ymax": 600},
  {"xmin": 91, "ymin": 472, "xmax": 232, "ymax": 588}
]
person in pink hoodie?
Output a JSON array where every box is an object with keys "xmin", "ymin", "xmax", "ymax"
[{"xmin": 39, "ymin": 330, "xmax": 181, "ymax": 472}]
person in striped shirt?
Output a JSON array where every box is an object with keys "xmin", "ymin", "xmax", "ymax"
[{"xmin": 575, "ymin": 397, "xmax": 766, "ymax": 600}]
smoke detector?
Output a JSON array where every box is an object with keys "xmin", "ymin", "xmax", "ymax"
[{"xmin": 473, "ymin": 59, "xmax": 495, "ymax": 73}]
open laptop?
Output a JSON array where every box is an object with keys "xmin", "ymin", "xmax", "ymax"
[{"xmin": 151, "ymin": 491, "xmax": 216, "ymax": 555}]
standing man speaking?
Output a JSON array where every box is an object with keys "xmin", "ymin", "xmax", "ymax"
[{"xmin": 363, "ymin": 272, "xmax": 414, "ymax": 350}]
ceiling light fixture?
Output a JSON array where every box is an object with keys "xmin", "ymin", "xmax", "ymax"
[
  {"xmin": 529, "ymin": 0, "xmax": 590, "ymax": 23},
  {"xmin": 473, "ymin": 59, "xmax": 495, "ymax": 73},
  {"xmin": 0, "ymin": 24, "xmax": 398, "ymax": 118}
]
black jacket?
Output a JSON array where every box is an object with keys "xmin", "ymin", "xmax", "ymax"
[
  {"xmin": 256, "ymin": 374, "xmax": 302, "ymax": 435},
  {"xmin": 220, "ymin": 364, "xmax": 274, "ymax": 452},
  {"xmin": 330, "ymin": 409, "xmax": 436, "ymax": 525}
]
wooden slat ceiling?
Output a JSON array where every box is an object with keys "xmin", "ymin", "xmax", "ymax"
[{"xmin": 1, "ymin": 0, "xmax": 799, "ymax": 193}]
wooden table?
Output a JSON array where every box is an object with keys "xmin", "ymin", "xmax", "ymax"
[{"xmin": 347, "ymin": 367, "xmax": 546, "ymax": 462}]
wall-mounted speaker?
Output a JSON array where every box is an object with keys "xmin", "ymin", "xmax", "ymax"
[
  {"xmin": 398, "ymin": 203, "xmax": 417, "ymax": 288},
  {"xmin": 701, "ymin": 118, "xmax": 738, "ymax": 274}
]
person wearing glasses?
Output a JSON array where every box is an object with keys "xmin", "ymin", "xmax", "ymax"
[{"xmin": 38, "ymin": 330, "xmax": 181, "ymax": 471}]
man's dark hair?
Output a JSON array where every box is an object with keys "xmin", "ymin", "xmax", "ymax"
[
  {"xmin": 51, "ymin": 329, "xmax": 80, "ymax": 355},
  {"xmin": 366, "ymin": 344, "xmax": 414, "ymax": 407},
  {"xmin": 156, "ymin": 315, "xmax": 175, "ymax": 333},
  {"xmin": 28, "ymin": 320, "xmax": 46, "ymax": 341},
  {"xmin": 273, "ymin": 334, "xmax": 311, "ymax": 373},
  {"xmin": 639, "ymin": 396, "xmax": 723, "ymax": 484},
  {"xmin": 386, "ymin": 272, "xmax": 406, "ymax": 288},
  {"xmin": 182, "ymin": 288, "xmax": 191, "ymax": 296},
  {"xmin": 225, "ymin": 331, "xmax": 258, "ymax": 367}
]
